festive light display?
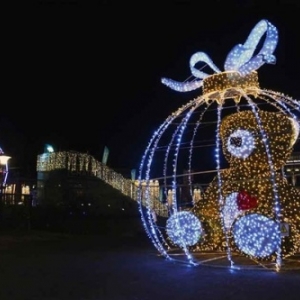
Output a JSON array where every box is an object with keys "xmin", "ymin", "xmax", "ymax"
[
  {"xmin": 227, "ymin": 129, "xmax": 256, "ymax": 159},
  {"xmin": 161, "ymin": 19, "xmax": 277, "ymax": 93},
  {"xmin": 192, "ymin": 110, "xmax": 300, "ymax": 260},
  {"xmin": 37, "ymin": 151, "xmax": 138, "ymax": 203},
  {"xmin": 137, "ymin": 19, "xmax": 300, "ymax": 271},
  {"xmin": 223, "ymin": 192, "xmax": 240, "ymax": 230},
  {"xmin": 232, "ymin": 213, "xmax": 281, "ymax": 258},
  {"xmin": 166, "ymin": 211, "xmax": 202, "ymax": 247}
]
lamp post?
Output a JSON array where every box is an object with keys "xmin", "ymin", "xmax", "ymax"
[{"xmin": 0, "ymin": 153, "xmax": 11, "ymax": 207}]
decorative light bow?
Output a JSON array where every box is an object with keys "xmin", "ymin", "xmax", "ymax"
[{"xmin": 161, "ymin": 19, "xmax": 278, "ymax": 102}]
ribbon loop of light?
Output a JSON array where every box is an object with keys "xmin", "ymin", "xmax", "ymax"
[
  {"xmin": 189, "ymin": 52, "xmax": 221, "ymax": 78},
  {"xmin": 161, "ymin": 19, "xmax": 278, "ymax": 92},
  {"xmin": 225, "ymin": 19, "xmax": 278, "ymax": 76}
]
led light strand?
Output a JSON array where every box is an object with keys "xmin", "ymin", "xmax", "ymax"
[
  {"xmin": 188, "ymin": 102, "xmax": 213, "ymax": 204},
  {"xmin": 243, "ymin": 92, "xmax": 282, "ymax": 270},
  {"xmin": 260, "ymin": 91, "xmax": 300, "ymax": 117},
  {"xmin": 137, "ymin": 178, "xmax": 167, "ymax": 255},
  {"xmin": 161, "ymin": 19, "xmax": 278, "ymax": 92},
  {"xmin": 162, "ymin": 98, "xmax": 206, "ymax": 208},
  {"xmin": 216, "ymin": 104, "xmax": 234, "ymax": 267},
  {"xmin": 138, "ymin": 99, "xmax": 201, "ymax": 259},
  {"xmin": 259, "ymin": 91, "xmax": 300, "ymax": 257},
  {"xmin": 257, "ymin": 90, "xmax": 300, "ymax": 150},
  {"xmin": 147, "ymin": 131, "xmax": 177, "ymax": 252},
  {"xmin": 160, "ymin": 98, "xmax": 209, "ymax": 225},
  {"xmin": 263, "ymin": 89, "xmax": 300, "ymax": 110},
  {"xmin": 138, "ymin": 119, "xmax": 176, "ymax": 258},
  {"xmin": 259, "ymin": 92, "xmax": 300, "ymax": 146},
  {"xmin": 169, "ymin": 107, "xmax": 198, "ymax": 264}
]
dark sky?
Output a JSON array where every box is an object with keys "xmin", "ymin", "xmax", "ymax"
[{"xmin": 2, "ymin": 0, "xmax": 300, "ymax": 177}]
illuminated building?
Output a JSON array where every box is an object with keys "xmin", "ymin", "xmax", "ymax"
[
  {"xmin": 284, "ymin": 152, "xmax": 300, "ymax": 187},
  {"xmin": 36, "ymin": 150, "xmax": 139, "ymax": 215}
]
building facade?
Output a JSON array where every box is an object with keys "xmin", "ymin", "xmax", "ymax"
[{"xmin": 284, "ymin": 152, "xmax": 300, "ymax": 188}]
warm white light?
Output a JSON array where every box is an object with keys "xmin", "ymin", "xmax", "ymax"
[
  {"xmin": 0, "ymin": 155, "xmax": 11, "ymax": 166},
  {"xmin": 46, "ymin": 144, "xmax": 54, "ymax": 153}
]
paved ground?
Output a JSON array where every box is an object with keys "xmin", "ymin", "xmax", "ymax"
[{"xmin": 0, "ymin": 230, "xmax": 299, "ymax": 300}]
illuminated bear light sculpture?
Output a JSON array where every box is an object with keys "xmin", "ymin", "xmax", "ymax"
[
  {"xmin": 191, "ymin": 110, "xmax": 300, "ymax": 261},
  {"xmin": 137, "ymin": 19, "xmax": 300, "ymax": 270}
]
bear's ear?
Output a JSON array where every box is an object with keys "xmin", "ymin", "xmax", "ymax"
[{"xmin": 289, "ymin": 117, "xmax": 300, "ymax": 147}]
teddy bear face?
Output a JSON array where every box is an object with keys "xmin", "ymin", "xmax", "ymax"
[{"xmin": 219, "ymin": 110, "xmax": 297, "ymax": 174}]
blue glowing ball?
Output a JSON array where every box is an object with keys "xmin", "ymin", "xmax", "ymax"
[
  {"xmin": 166, "ymin": 211, "xmax": 202, "ymax": 247},
  {"xmin": 232, "ymin": 213, "xmax": 281, "ymax": 258}
]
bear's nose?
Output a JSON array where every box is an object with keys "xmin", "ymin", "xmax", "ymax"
[{"xmin": 230, "ymin": 137, "xmax": 242, "ymax": 147}]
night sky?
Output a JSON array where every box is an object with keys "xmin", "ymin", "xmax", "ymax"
[{"xmin": 2, "ymin": 0, "xmax": 300, "ymax": 177}]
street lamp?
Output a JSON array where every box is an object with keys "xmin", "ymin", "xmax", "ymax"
[
  {"xmin": 0, "ymin": 152, "xmax": 11, "ymax": 206},
  {"xmin": 44, "ymin": 144, "xmax": 54, "ymax": 153}
]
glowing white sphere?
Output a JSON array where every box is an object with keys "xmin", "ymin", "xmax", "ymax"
[
  {"xmin": 166, "ymin": 211, "xmax": 202, "ymax": 247},
  {"xmin": 232, "ymin": 213, "xmax": 281, "ymax": 258}
]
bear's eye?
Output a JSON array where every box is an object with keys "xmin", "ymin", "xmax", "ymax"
[
  {"xmin": 230, "ymin": 137, "xmax": 242, "ymax": 147},
  {"xmin": 227, "ymin": 129, "xmax": 255, "ymax": 159}
]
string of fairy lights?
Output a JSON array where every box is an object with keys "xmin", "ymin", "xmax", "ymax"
[{"xmin": 137, "ymin": 19, "xmax": 300, "ymax": 271}]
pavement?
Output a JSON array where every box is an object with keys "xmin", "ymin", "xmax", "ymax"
[{"xmin": 0, "ymin": 229, "xmax": 300, "ymax": 300}]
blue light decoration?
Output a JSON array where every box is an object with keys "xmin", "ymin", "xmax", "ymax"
[
  {"xmin": 161, "ymin": 19, "xmax": 278, "ymax": 93},
  {"xmin": 232, "ymin": 213, "xmax": 281, "ymax": 258},
  {"xmin": 137, "ymin": 19, "xmax": 300, "ymax": 271},
  {"xmin": 227, "ymin": 129, "xmax": 256, "ymax": 159},
  {"xmin": 166, "ymin": 211, "xmax": 203, "ymax": 247}
]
